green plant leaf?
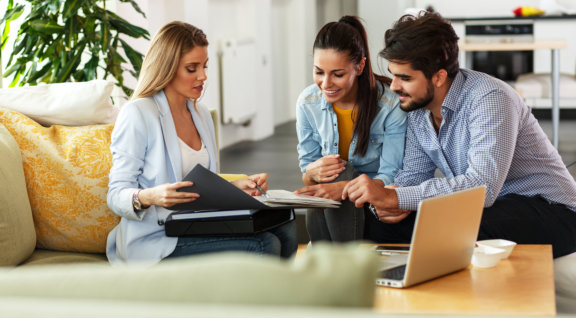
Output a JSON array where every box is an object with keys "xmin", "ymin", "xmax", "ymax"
[
  {"xmin": 83, "ymin": 16, "xmax": 96, "ymax": 40},
  {"xmin": 107, "ymin": 12, "xmax": 149, "ymax": 39},
  {"xmin": 9, "ymin": 70, "xmax": 22, "ymax": 87},
  {"xmin": 63, "ymin": 0, "xmax": 84, "ymax": 18},
  {"xmin": 26, "ymin": 61, "xmax": 53, "ymax": 83},
  {"xmin": 3, "ymin": 61, "xmax": 22, "ymax": 77},
  {"xmin": 1, "ymin": 3, "xmax": 25, "ymax": 50},
  {"xmin": 2, "ymin": 0, "xmax": 147, "ymax": 93},
  {"xmin": 30, "ymin": 19, "xmax": 65, "ymax": 34},
  {"xmin": 48, "ymin": 0, "xmax": 61, "ymax": 14},
  {"xmin": 119, "ymin": 38, "xmax": 142, "ymax": 70},
  {"xmin": 0, "ymin": 4, "xmax": 25, "ymax": 26},
  {"xmin": 99, "ymin": 18, "xmax": 110, "ymax": 52},
  {"xmin": 1, "ymin": 22, "xmax": 11, "ymax": 49},
  {"xmin": 55, "ymin": 41, "xmax": 85, "ymax": 82},
  {"xmin": 118, "ymin": 0, "xmax": 146, "ymax": 18}
]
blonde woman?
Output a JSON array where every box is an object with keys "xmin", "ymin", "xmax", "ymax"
[{"xmin": 106, "ymin": 21, "xmax": 297, "ymax": 265}]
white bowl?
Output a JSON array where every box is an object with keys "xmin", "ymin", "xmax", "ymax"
[
  {"xmin": 471, "ymin": 245, "xmax": 507, "ymax": 268},
  {"xmin": 476, "ymin": 239, "xmax": 517, "ymax": 259}
]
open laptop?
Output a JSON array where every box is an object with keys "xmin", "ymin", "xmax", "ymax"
[{"xmin": 376, "ymin": 185, "xmax": 486, "ymax": 288}]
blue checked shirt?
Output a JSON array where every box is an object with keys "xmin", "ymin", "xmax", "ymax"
[{"xmin": 394, "ymin": 69, "xmax": 576, "ymax": 212}]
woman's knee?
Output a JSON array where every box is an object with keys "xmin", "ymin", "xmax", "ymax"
[
  {"xmin": 273, "ymin": 221, "xmax": 299, "ymax": 257},
  {"xmin": 254, "ymin": 231, "xmax": 282, "ymax": 256}
]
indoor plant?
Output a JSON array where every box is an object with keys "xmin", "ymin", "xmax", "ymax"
[{"xmin": 0, "ymin": 0, "xmax": 149, "ymax": 96}]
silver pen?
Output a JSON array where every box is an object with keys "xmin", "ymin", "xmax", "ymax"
[{"xmin": 252, "ymin": 180, "xmax": 269, "ymax": 198}]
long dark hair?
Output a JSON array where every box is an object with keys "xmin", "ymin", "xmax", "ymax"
[
  {"xmin": 380, "ymin": 12, "xmax": 460, "ymax": 79},
  {"xmin": 313, "ymin": 15, "xmax": 391, "ymax": 156}
]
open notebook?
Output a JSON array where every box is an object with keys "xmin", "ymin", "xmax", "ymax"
[{"xmin": 256, "ymin": 190, "xmax": 340, "ymax": 208}]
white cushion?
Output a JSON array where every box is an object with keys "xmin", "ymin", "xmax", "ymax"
[
  {"xmin": 514, "ymin": 73, "xmax": 576, "ymax": 99},
  {"xmin": 0, "ymin": 80, "xmax": 118, "ymax": 126},
  {"xmin": 554, "ymin": 251, "xmax": 576, "ymax": 313}
]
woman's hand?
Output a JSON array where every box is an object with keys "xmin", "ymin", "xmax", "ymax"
[
  {"xmin": 232, "ymin": 173, "xmax": 269, "ymax": 196},
  {"xmin": 138, "ymin": 181, "xmax": 199, "ymax": 208},
  {"xmin": 303, "ymin": 154, "xmax": 346, "ymax": 185},
  {"xmin": 294, "ymin": 181, "xmax": 347, "ymax": 201}
]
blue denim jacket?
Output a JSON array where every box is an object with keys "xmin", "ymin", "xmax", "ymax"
[{"xmin": 296, "ymin": 83, "xmax": 407, "ymax": 184}]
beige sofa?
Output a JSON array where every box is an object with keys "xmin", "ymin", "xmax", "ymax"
[{"xmin": 0, "ymin": 81, "xmax": 575, "ymax": 316}]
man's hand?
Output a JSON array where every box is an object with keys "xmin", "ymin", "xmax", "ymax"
[
  {"xmin": 342, "ymin": 174, "xmax": 390, "ymax": 207},
  {"xmin": 372, "ymin": 207, "xmax": 412, "ymax": 224},
  {"xmin": 343, "ymin": 174, "xmax": 411, "ymax": 223}
]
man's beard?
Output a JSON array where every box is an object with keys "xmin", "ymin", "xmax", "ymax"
[{"xmin": 397, "ymin": 82, "xmax": 434, "ymax": 112}]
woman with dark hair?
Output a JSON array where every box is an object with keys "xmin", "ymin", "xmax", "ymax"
[{"xmin": 295, "ymin": 16, "xmax": 407, "ymax": 242}]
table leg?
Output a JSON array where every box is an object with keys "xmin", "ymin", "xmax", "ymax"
[{"xmin": 551, "ymin": 48, "xmax": 560, "ymax": 149}]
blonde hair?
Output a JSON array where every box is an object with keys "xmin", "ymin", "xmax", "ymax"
[{"xmin": 132, "ymin": 21, "xmax": 208, "ymax": 100}]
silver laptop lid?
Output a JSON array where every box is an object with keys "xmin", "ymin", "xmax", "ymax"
[
  {"xmin": 403, "ymin": 186, "xmax": 486, "ymax": 287},
  {"xmin": 377, "ymin": 186, "xmax": 486, "ymax": 288}
]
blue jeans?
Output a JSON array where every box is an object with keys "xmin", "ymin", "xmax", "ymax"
[{"xmin": 165, "ymin": 220, "xmax": 298, "ymax": 259}]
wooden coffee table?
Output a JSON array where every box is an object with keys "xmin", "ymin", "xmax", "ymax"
[{"xmin": 373, "ymin": 244, "xmax": 556, "ymax": 315}]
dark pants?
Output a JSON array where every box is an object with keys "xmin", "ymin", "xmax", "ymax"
[
  {"xmin": 305, "ymin": 164, "xmax": 365, "ymax": 242},
  {"xmin": 366, "ymin": 193, "xmax": 576, "ymax": 258}
]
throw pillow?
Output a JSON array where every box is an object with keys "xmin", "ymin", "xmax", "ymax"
[
  {"xmin": 0, "ymin": 125, "xmax": 36, "ymax": 265},
  {"xmin": 0, "ymin": 107, "xmax": 120, "ymax": 253},
  {"xmin": 0, "ymin": 80, "xmax": 118, "ymax": 126}
]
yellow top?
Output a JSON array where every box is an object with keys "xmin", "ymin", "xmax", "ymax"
[{"xmin": 333, "ymin": 105, "xmax": 356, "ymax": 161}]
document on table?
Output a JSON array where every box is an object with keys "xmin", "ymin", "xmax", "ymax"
[{"xmin": 254, "ymin": 190, "xmax": 340, "ymax": 208}]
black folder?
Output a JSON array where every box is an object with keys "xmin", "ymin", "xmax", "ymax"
[
  {"xmin": 164, "ymin": 208, "xmax": 294, "ymax": 237},
  {"xmin": 165, "ymin": 165, "xmax": 296, "ymax": 236},
  {"xmin": 170, "ymin": 164, "xmax": 270, "ymax": 211}
]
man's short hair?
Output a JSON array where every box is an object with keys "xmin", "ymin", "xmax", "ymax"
[{"xmin": 380, "ymin": 11, "xmax": 460, "ymax": 79}]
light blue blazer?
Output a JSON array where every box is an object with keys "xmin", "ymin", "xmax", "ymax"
[{"xmin": 106, "ymin": 90, "xmax": 218, "ymax": 265}]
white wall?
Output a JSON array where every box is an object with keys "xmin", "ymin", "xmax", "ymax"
[
  {"xmin": 358, "ymin": 0, "xmax": 415, "ymax": 77},
  {"xmin": 270, "ymin": 0, "xmax": 316, "ymax": 126},
  {"xmin": 115, "ymin": 0, "xmax": 322, "ymax": 148}
]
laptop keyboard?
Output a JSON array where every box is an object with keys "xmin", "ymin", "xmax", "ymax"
[{"xmin": 382, "ymin": 265, "xmax": 407, "ymax": 280}]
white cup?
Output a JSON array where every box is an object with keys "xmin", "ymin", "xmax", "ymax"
[
  {"xmin": 476, "ymin": 239, "xmax": 517, "ymax": 259},
  {"xmin": 471, "ymin": 245, "xmax": 507, "ymax": 268}
]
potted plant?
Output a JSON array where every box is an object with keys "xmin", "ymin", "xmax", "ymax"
[{"xmin": 0, "ymin": 0, "xmax": 149, "ymax": 96}]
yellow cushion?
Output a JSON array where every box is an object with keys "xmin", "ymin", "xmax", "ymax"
[
  {"xmin": 219, "ymin": 174, "xmax": 248, "ymax": 182},
  {"xmin": 0, "ymin": 107, "xmax": 119, "ymax": 253},
  {"xmin": 0, "ymin": 124, "xmax": 36, "ymax": 265}
]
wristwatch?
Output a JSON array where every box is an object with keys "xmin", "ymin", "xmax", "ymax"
[
  {"xmin": 368, "ymin": 204, "xmax": 381, "ymax": 222},
  {"xmin": 132, "ymin": 190, "xmax": 142, "ymax": 211}
]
